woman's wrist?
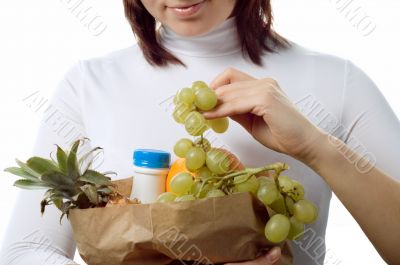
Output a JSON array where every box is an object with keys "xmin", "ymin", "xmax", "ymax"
[
  {"xmin": 299, "ymin": 130, "xmax": 351, "ymax": 181},
  {"xmin": 296, "ymin": 128, "xmax": 336, "ymax": 172}
]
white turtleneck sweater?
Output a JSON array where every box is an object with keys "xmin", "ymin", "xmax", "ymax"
[{"xmin": 1, "ymin": 18, "xmax": 399, "ymax": 265}]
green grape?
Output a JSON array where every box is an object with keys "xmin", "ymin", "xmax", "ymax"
[
  {"xmin": 269, "ymin": 193, "xmax": 287, "ymax": 214},
  {"xmin": 175, "ymin": 194, "xmax": 196, "ymax": 202},
  {"xmin": 285, "ymin": 196, "xmax": 295, "ymax": 215},
  {"xmin": 170, "ymin": 172, "xmax": 194, "ymax": 195},
  {"xmin": 157, "ymin": 192, "xmax": 177, "ymax": 203},
  {"xmin": 194, "ymin": 137, "xmax": 211, "ymax": 152},
  {"xmin": 291, "ymin": 180, "xmax": 305, "ymax": 201},
  {"xmin": 190, "ymin": 181, "xmax": 201, "ymax": 194},
  {"xmin": 178, "ymin": 87, "xmax": 195, "ymax": 105},
  {"xmin": 173, "ymin": 102, "xmax": 192, "ymax": 124},
  {"xmin": 257, "ymin": 176, "xmax": 273, "ymax": 186},
  {"xmin": 310, "ymin": 202, "xmax": 319, "ymax": 223},
  {"xmin": 195, "ymin": 166, "xmax": 213, "ymax": 180},
  {"xmin": 192, "ymin": 81, "xmax": 209, "ymax": 93},
  {"xmin": 264, "ymin": 214, "xmax": 291, "ymax": 243},
  {"xmin": 293, "ymin": 199, "xmax": 318, "ymax": 224},
  {"xmin": 184, "ymin": 111, "xmax": 208, "ymax": 136},
  {"xmin": 278, "ymin": 175, "xmax": 295, "ymax": 193},
  {"xmin": 234, "ymin": 175, "xmax": 260, "ymax": 195},
  {"xmin": 287, "ymin": 216, "xmax": 305, "ymax": 240},
  {"xmin": 185, "ymin": 147, "xmax": 206, "ymax": 171},
  {"xmin": 194, "ymin": 88, "xmax": 218, "ymax": 111},
  {"xmin": 257, "ymin": 182, "xmax": 279, "ymax": 205},
  {"xmin": 173, "ymin": 92, "xmax": 180, "ymax": 105},
  {"xmin": 206, "ymin": 149, "xmax": 231, "ymax": 174},
  {"xmin": 191, "ymin": 181, "xmax": 212, "ymax": 198},
  {"xmin": 173, "ymin": 138, "xmax": 193, "ymax": 158},
  {"xmin": 206, "ymin": 189, "xmax": 225, "ymax": 198},
  {"xmin": 208, "ymin": 117, "xmax": 229, "ymax": 133}
]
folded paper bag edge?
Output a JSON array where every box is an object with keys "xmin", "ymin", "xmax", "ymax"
[{"xmin": 112, "ymin": 177, "xmax": 133, "ymax": 198}]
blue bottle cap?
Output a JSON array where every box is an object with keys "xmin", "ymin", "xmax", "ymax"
[{"xmin": 133, "ymin": 149, "xmax": 171, "ymax": 169}]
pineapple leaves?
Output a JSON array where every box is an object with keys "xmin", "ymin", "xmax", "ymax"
[
  {"xmin": 43, "ymin": 190, "xmax": 65, "ymax": 210},
  {"xmin": 56, "ymin": 145, "xmax": 68, "ymax": 174},
  {"xmin": 79, "ymin": 147, "xmax": 103, "ymax": 174},
  {"xmin": 4, "ymin": 167, "xmax": 38, "ymax": 182},
  {"xmin": 59, "ymin": 212, "xmax": 66, "ymax": 223},
  {"xmin": 102, "ymin": 171, "xmax": 117, "ymax": 176},
  {"xmin": 15, "ymin": 159, "xmax": 41, "ymax": 178},
  {"xmin": 59, "ymin": 201, "xmax": 73, "ymax": 223},
  {"xmin": 52, "ymin": 198, "xmax": 64, "ymax": 211},
  {"xmin": 41, "ymin": 199, "xmax": 49, "ymax": 215},
  {"xmin": 81, "ymin": 184, "xmax": 99, "ymax": 204},
  {"xmin": 27, "ymin": 157, "xmax": 61, "ymax": 176},
  {"xmin": 6, "ymin": 138, "xmax": 118, "ymax": 221},
  {"xmin": 97, "ymin": 187, "xmax": 113, "ymax": 194},
  {"xmin": 80, "ymin": 170, "xmax": 112, "ymax": 186},
  {"xmin": 41, "ymin": 171, "xmax": 76, "ymax": 192},
  {"xmin": 67, "ymin": 140, "xmax": 81, "ymax": 180},
  {"xmin": 14, "ymin": 179, "xmax": 50, "ymax": 190}
]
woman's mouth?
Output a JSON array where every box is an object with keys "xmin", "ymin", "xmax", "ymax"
[{"xmin": 167, "ymin": 1, "xmax": 206, "ymax": 18}]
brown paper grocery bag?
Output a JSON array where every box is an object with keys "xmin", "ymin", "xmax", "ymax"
[{"xmin": 69, "ymin": 178, "xmax": 292, "ymax": 265}]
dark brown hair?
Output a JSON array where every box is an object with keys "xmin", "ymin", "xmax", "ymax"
[{"xmin": 123, "ymin": 0, "xmax": 289, "ymax": 67}]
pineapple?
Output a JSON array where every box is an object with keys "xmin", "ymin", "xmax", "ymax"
[{"xmin": 4, "ymin": 138, "xmax": 137, "ymax": 222}]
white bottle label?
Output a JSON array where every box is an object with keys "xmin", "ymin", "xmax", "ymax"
[{"xmin": 131, "ymin": 167, "xmax": 168, "ymax": 204}]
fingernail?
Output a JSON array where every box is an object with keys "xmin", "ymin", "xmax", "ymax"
[{"xmin": 267, "ymin": 247, "xmax": 281, "ymax": 263}]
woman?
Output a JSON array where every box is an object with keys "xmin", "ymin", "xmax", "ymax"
[{"xmin": 1, "ymin": 0, "xmax": 399, "ymax": 264}]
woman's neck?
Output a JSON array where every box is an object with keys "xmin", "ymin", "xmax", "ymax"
[{"xmin": 159, "ymin": 17, "xmax": 241, "ymax": 58}]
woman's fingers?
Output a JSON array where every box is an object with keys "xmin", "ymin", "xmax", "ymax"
[
  {"xmin": 224, "ymin": 247, "xmax": 281, "ymax": 265},
  {"xmin": 213, "ymin": 80, "xmax": 262, "ymax": 102},
  {"xmin": 204, "ymin": 90, "xmax": 269, "ymax": 119},
  {"xmin": 204, "ymin": 96, "xmax": 252, "ymax": 119},
  {"xmin": 209, "ymin": 67, "xmax": 255, "ymax": 89}
]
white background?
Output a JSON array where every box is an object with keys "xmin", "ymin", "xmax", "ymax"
[{"xmin": 0, "ymin": 0, "xmax": 398, "ymax": 264}]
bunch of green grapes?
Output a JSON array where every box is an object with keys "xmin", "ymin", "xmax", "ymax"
[
  {"xmin": 172, "ymin": 81, "xmax": 229, "ymax": 137},
  {"xmin": 258, "ymin": 174, "xmax": 318, "ymax": 242},
  {"xmin": 158, "ymin": 81, "xmax": 318, "ymax": 244}
]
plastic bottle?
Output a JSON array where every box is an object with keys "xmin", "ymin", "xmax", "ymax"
[{"xmin": 131, "ymin": 149, "xmax": 171, "ymax": 203}]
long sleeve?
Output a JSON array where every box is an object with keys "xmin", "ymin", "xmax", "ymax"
[
  {"xmin": 340, "ymin": 61, "xmax": 400, "ymax": 179},
  {"xmin": 0, "ymin": 63, "xmax": 88, "ymax": 265}
]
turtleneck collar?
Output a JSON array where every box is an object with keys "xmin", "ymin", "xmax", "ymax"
[{"xmin": 159, "ymin": 17, "xmax": 241, "ymax": 58}]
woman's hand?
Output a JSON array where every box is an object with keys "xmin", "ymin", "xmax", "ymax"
[
  {"xmin": 225, "ymin": 247, "xmax": 281, "ymax": 265},
  {"xmin": 204, "ymin": 68, "xmax": 322, "ymax": 164}
]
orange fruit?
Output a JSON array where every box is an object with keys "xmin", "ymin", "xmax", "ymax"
[{"xmin": 166, "ymin": 158, "xmax": 192, "ymax": 192}]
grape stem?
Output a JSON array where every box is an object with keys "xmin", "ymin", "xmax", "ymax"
[
  {"xmin": 282, "ymin": 194, "xmax": 289, "ymax": 216},
  {"xmin": 196, "ymin": 176, "xmax": 220, "ymax": 198},
  {"xmin": 195, "ymin": 162, "xmax": 289, "ymax": 198},
  {"xmin": 223, "ymin": 162, "xmax": 289, "ymax": 180},
  {"xmin": 232, "ymin": 173, "xmax": 251, "ymax": 185},
  {"xmin": 270, "ymin": 164, "xmax": 290, "ymax": 216}
]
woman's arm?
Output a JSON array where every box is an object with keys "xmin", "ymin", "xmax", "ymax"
[
  {"xmin": 307, "ymin": 132, "xmax": 400, "ymax": 264},
  {"xmin": 307, "ymin": 61, "xmax": 400, "ymax": 264},
  {"xmin": 0, "ymin": 63, "xmax": 87, "ymax": 265},
  {"xmin": 205, "ymin": 67, "xmax": 400, "ymax": 264}
]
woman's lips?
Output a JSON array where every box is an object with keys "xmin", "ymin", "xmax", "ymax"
[{"xmin": 168, "ymin": 1, "xmax": 205, "ymax": 18}]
